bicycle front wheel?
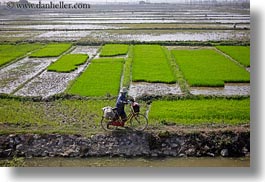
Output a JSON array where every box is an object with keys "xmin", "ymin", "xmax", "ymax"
[{"xmin": 129, "ymin": 113, "xmax": 148, "ymax": 131}]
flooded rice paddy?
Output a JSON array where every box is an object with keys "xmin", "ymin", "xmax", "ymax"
[{"xmin": 0, "ymin": 3, "xmax": 250, "ymax": 42}]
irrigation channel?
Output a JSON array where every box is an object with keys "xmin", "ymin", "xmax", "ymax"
[{"xmin": 23, "ymin": 157, "xmax": 249, "ymax": 167}]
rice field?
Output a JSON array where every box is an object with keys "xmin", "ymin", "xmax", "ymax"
[
  {"xmin": 149, "ymin": 98, "xmax": 250, "ymax": 125},
  {"xmin": 68, "ymin": 58, "xmax": 124, "ymax": 97},
  {"xmin": 172, "ymin": 49, "xmax": 250, "ymax": 87},
  {"xmin": 132, "ymin": 45, "xmax": 176, "ymax": 83},
  {"xmin": 0, "ymin": 44, "xmax": 43, "ymax": 67},
  {"xmin": 216, "ymin": 46, "xmax": 250, "ymax": 67},
  {"xmin": 100, "ymin": 44, "xmax": 129, "ymax": 57},
  {"xmin": 47, "ymin": 54, "xmax": 89, "ymax": 73},
  {"xmin": 0, "ymin": 2, "xmax": 250, "ymax": 138},
  {"xmin": 29, "ymin": 43, "xmax": 72, "ymax": 58}
]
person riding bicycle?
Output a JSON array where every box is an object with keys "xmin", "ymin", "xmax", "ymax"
[{"xmin": 115, "ymin": 87, "xmax": 128, "ymax": 122}]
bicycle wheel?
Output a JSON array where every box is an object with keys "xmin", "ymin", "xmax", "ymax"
[
  {"xmin": 100, "ymin": 117, "xmax": 115, "ymax": 131},
  {"xmin": 129, "ymin": 113, "xmax": 148, "ymax": 131}
]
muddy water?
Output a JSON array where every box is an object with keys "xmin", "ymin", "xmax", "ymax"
[
  {"xmin": 32, "ymin": 31, "xmax": 92, "ymax": 41},
  {"xmin": 128, "ymin": 82, "xmax": 182, "ymax": 99},
  {"xmin": 0, "ymin": 57, "xmax": 55, "ymax": 94},
  {"xmin": 32, "ymin": 19, "xmax": 249, "ymax": 24},
  {"xmin": 1, "ymin": 24, "xmax": 122, "ymax": 30},
  {"xmin": 86, "ymin": 30, "xmax": 249, "ymax": 42},
  {"xmin": 70, "ymin": 46, "xmax": 99, "ymax": 56},
  {"xmin": 24, "ymin": 157, "xmax": 250, "ymax": 167},
  {"xmin": 190, "ymin": 83, "xmax": 250, "ymax": 96}
]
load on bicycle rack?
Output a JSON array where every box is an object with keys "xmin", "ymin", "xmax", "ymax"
[{"xmin": 101, "ymin": 100, "xmax": 148, "ymax": 131}]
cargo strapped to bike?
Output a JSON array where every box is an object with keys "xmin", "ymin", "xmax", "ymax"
[{"xmin": 102, "ymin": 106, "xmax": 115, "ymax": 119}]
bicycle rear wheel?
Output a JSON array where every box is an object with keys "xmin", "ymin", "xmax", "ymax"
[
  {"xmin": 129, "ymin": 113, "xmax": 148, "ymax": 131},
  {"xmin": 101, "ymin": 117, "xmax": 115, "ymax": 131}
]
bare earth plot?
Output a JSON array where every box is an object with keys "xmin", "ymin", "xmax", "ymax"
[
  {"xmin": 70, "ymin": 46, "xmax": 99, "ymax": 56},
  {"xmin": 0, "ymin": 57, "xmax": 55, "ymax": 94},
  {"xmin": 190, "ymin": 83, "xmax": 250, "ymax": 96},
  {"xmin": 128, "ymin": 82, "xmax": 182, "ymax": 99},
  {"xmin": 14, "ymin": 64, "xmax": 87, "ymax": 98}
]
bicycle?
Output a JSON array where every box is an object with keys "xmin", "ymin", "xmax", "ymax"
[{"xmin": 100, "ymin": 100, "xmax": 148, "ymax": 131}]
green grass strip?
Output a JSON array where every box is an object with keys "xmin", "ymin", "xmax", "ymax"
[
  {"xmin": 172, "ymin": 49, "xmax": 250, "ymax": 87},
  {"xmin": 132, "ymin": 45, "xmax": 176, "ymax": 83},
  {"xmin": 100, "ymin": 44, "xmax": 129, "ymax": 57},
  {"xmin": 0, "ymin": 98, "xmax": 115, "ymax": 135},
  {"xmin": 216, "ymin": 46, "xmax": 250, "ymax": 67},
  {"xmin": 29, "ymin": 43, "xmax": 72, "ymax": 58},
  {"xmin": 149, "ymin": 98, "xmax": 250, "ymax": 125},
  {"xmin": 122, "ymin": 45, "xmax": 133, "ymax": 88},
  {"xmin": 68, "ymin": 58, "xmax": 124, "ymax": 97},
  {"xmin": 0, "ymin": 44, "xmax": 43, "ymax": 67},
  {"xmin": 47, "ymin": 54, "xmax": 89, "ymax": 73}
]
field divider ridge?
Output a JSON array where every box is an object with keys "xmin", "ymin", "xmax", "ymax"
[{"xmin": 214, "ymin": 47, "xmax": 249, "ymax": 72}]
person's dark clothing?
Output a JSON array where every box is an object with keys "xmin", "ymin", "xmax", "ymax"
[{"xmin": 115, "ymin": 93, "xmax": 127, "ymax": 120}]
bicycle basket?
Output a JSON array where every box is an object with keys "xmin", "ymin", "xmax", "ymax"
[
  {"xmin": 102, "ymin": 106, "xmax": 115, "ymax": 119},
  {"xmin": 132, "ymin": 102, "xmax": 140, "ymax": 113}
]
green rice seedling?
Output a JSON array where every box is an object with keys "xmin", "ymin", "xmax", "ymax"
[
  {"xmin": 0, "ymin": 44, "xmax": 43, "ymax": 67},
  {"xmin": 68, "ymin": 58, "xmax": 124, "ymax": 97},
  {"xmin": 149, "ymin": 98, "xmax": 250, "ymax": 126},
  {"xmin": 216, "ymin": 46, "xmax": 250, "ymax": 67},
  {"xmin": 47, "ymin": 54, "xmax": 89, "ymax": 73},
  {"xmin": 29, "ymin": 43, "xmax": 72, "ymax": 57},
  {"xmin": 172, "ymin": 49, "xmax": 250, "ymax": 87},
  {"xmin": 132, "ymin": 45, "xmax": 176, "ymax": 83},
  {"xmin": 100, "ymin": 44, "xmax": 129, "ymax": 57},
  {"xmin": 0, "ymin": 44, "xmax": 13, "ymax": 51}
]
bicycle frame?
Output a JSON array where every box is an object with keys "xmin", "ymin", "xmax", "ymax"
[
  {"xmin": 101, "ymin": 101, "xmax": 148, "ymax": 131},
  {"xmin": 112, "ymin": 103, "xmax": 138, "ymax": 124}
]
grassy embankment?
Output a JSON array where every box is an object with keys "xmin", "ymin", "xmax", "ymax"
[
  {"xmin": 172, "ymin": 49, "xmax": 250, "ymax": 87},
  {"xmin": 0, "ymin": 97, "xmax": 249, "ymax": 135},
  {"xmin": 0, "ymin": 98, "xmax": 115, "ymax": 135},
  {"xmin": 122, "ymin": 45, "xmax": 133, "ymax": 89},
  {"xmin": 47, "ymin": 54, "xmax": 89, "ymax": 73}
]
